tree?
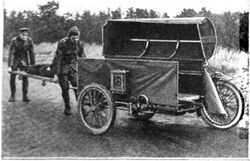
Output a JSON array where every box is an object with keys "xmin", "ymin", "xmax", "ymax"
[
  {"xmin": 38, "ymin": 1, "xmax": 59, "ymax": 16},
  {"xmin": 135, "ymin": 8, "xmax": 149, "ymax": 18},
  {"xmin": 3, "ymin": 4, "xmax": 245, "ymax": 50},
  {"xmin": 98, "ymin": 10, "xmax": 110, "ymax": 21},
  {"xmin": 35, "ymin": 1, "xmax": 62, "ymax": 42},
  {"xmin": 162, "ymin": 12, "xmax": 170, "ymax": 18},
  {"xmin": 176, "ymin": 8, "xmax": 197, "ymax": 17},
  {"xmin": 4, "ymin": 9, "xmax": 13, "ymax": 45},
  {"xmin": 240, "ymin": 12, "xmax": 248, "ymax": 52},
  {"xmin": 197, "ymin": 7, "xmax": 212, "ymax": 17},
  {"xmin": 148, "ymin": 9, "xmax": 160, "ymax": 18},
  {"xmin": 111, "ymin": 8, "xmax": 122, "ymax": 19},
  {"xmin": 222, "ymin": 11, "xmax": 240, "ymax": 49},
  {"xmin": 125, "ymin": 7, "xmax": 136, "ymax": 18}
]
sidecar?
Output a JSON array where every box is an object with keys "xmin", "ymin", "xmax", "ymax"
[{"xmin": 77, "ymin": 17, "xmax": 244, "ymax": 135}]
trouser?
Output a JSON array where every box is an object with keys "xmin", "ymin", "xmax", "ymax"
[
  {"xmin": 58, "ymin": 70, "xmax": 78, "ymax": 110},
  {"xmin": 10, "ymin": 64, "xmax": 29, "ymax": 97},
  {"xmin": 10, "ymin": 74, "xmax": 28, "ymax": 97}
]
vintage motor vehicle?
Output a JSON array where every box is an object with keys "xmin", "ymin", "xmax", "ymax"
[
  {"xmin": 11, "ymin": 17, "xmax": 245, "ymax": 135},
  {"xmin": 77, "ymin": 17, "xmax": 245, "ymax": 135}
]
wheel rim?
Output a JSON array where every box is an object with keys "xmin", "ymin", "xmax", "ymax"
[
  {"xmin": 132, "ymin": 104, "xmax": 155, "ymax": 120},
  {"xmin": 203, "ymin": 81, "xmax": 242, "ymax": 127},
  {"xmin": 80, "ymin": 87, "xmax": 112, "ymax": 130}
]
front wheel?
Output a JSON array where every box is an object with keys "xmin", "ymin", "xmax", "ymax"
[
  {"xmin": 201, "ymin": 79, "xmax": 244, "ymax": 129},
  {"xmin": 78, "ymin": 83, "xmax": 116, "ymax": 135}
]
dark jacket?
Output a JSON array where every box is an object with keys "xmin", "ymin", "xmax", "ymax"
[
  {"xmin": 52, "ymin": 37, "xmax": 85, "ymax": 75},
  {"xmin": 8, "ymin": 36, "xmax": 35, "ymax": 67}
]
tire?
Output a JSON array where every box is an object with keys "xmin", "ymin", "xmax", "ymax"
[
  {"xmin": 201, "ymin": 79, "xmax": 244, "ymax": 129},
  {"xmin": 132, "ymin": 111, "xmax": 155, "ymax": 120},
  {"xmin": 132, "ymin": 103, "xmax": 155, "ymax": 120},
  {"xmin": 78, "ymin": 83, "xmax": 116, "ymax": 135}
]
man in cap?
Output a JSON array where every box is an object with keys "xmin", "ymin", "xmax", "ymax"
[
  {"xmin": 52, "ymin": 26, "xmax": 85, "ymax": 115},
  {"xmin": 8, "ymin": 27, "xmax": 35, "ymax": 102}
]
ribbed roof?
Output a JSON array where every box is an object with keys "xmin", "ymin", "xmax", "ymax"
[{"xmin": 108, "ymin": 17, "xmax": 209, "ymax": 24}]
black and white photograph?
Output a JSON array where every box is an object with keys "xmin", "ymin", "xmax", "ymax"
[{"xmin": 2, "ymin": 0, "xmax": 249, "ymax": 159}]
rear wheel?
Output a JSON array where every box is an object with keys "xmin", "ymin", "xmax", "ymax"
[
  {"xmin": 201, "ymin": 80, "xmax": 244, "ymax": 129},
  {"xmin": 78, "ymin": 83, "xmax": 116, "ymax": 135}
]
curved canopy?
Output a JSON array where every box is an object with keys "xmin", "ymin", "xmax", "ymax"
[{"xmin": 103, "ymin": 17, "xmax": 217, "ymax": 60}]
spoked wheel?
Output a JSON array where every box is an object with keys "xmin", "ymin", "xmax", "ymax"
[
  {"xmin": 201, "ymin": 79, "xmax": 244, "ymax": 129},
  {"xmin": 132, "ymin": 95, "xmax": 155, "ymax": 120},
  {"xmin": 78, "ymin": 83, "xmax": 116, "ymax": 135}
]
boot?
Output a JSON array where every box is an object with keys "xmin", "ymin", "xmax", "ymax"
[
  {"xmin": 64, "ymin": 105, "xmax": 72, "ymax": 116},
  {"xmin": 9, "ymin": 95, "xmax": 15, "ymax": 102},
  {"xmin": 62, "ymin": 91, "xmax": 72, "ymax": 115},
  {"xmin": 23, "ymin": 95, "xmax": 30, "ymax": 102},
  {"xmin": 9, "ymin": 74, "xmax": 16, "ymax": 102},
  {"xmin": 22, "ymin": 77, "xmax": 29, "ymax": 102}
]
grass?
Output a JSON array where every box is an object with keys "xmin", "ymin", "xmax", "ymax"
[
  {"xmin": 84, "ymin": 43, "xmax": 103, "ymax": 59},
  {"xmin": 208, "ymin": 46, "xmax": 249, "ymax": 75}
]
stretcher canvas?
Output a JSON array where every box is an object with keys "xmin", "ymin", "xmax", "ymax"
[{"xmin": 26, "ymin": 64, "xmax": 54, "ymax": 78}]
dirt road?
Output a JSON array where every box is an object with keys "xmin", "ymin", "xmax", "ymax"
[{"xmin": 2, "ymin": 63, "xmax": 248, "ymax": 158}]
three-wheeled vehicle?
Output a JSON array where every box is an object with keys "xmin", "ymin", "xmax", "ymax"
[
  {"xmin": 11, "ymin": 17, "xmax": 244, "ymax": 135},
  {"xmin": 77, "ymin": 17, "xmax": 244, "ymax": 135}
]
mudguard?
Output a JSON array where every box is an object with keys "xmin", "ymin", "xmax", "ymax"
[
  {"xmin": 203, "ymin": 69, "xmax": 227, "ymax": 115},
  {"xmin": 211, "ymin": 72, "xmax": 245, "ymax": 121}
]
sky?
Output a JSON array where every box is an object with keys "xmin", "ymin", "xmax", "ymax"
[{"xmin": 3, "ymin": 0, "xmax": 250, "ymax": 17}]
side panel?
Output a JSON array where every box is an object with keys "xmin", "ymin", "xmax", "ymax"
[
  {"xmin": 78, "ymin": 58, "xmax": 179, "ymax": 106},
  {"xmin": 179, "ymin": 74, "xmax": 204, "ymax": 95}
]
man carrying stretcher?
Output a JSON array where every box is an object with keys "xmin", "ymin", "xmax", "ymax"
[
  {"xmin": 52, "ymin": 26, "xmax": 85, "ymax": 115},
  {"xmin": 8, "ymin": 27, "xmax": 35, "ymax": 102}
]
